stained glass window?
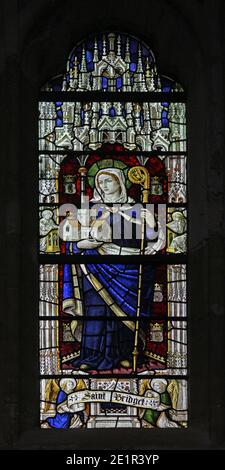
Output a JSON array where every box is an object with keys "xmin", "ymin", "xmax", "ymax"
[{"xmin": 39, "ymin": 32, "xmax": 188, "ymax": 429}]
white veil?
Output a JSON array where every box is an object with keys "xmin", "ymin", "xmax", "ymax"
[{"xmin": 90, "ymin": 168, "xmax": 134, "ymax": 203}]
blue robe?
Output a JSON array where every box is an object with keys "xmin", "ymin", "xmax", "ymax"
[
  {"xmin": 63, "ymin": 207, "xmax": 155, "ymax": 370},
  {"xmin": 47, "ymin": 390, "xmax": 84, "ymax": 429},
  {"xmin": 47, "ymin": 391, "xmax": 71, "ymax": 428}
]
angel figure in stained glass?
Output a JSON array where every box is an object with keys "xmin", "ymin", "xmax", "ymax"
[
  {"xmin": 41, "ymin": 378, "xmax": 88, "ymax": 429},
  {"xmin": 40, "ymin": 209, "xmax": 59, "ymax": 253},
  {"xmin": 140, "ymin": 378, "xmax": 180, "ymax": 428}
]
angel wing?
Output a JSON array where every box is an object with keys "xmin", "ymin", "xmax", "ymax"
[
  {"xmin": 44, "ymin": 379, "xmax": 60, "ymax": 412},
  {"xmin": 138, "ymin": 379, "xmax": 151, "ymax": 419},
  {"xmin": 167, "ymin": 379, "xmax": 179, "ymax": 409},
  {"xmin": 75, "ymin": 379, "xmax": 90, "ymax": 417},
  {"xmin": 75, "ymin": 378, "xmax": 87, "ymax": 391},
  {"xmin": 139, "ymin": 378, "xmax": 151, "ymax": 397}
]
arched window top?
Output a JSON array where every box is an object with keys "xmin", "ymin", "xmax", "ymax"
[{"xmin": 42, "ymin": 32, "xmax": 183, "ymax": 93}]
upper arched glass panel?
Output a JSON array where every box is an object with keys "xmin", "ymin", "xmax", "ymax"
[{"xmin": 42, "ymin": 32, "xmax": 183, "ymax": 93}]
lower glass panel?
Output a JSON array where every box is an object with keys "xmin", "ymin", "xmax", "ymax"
[
  {"xmin": 39, "ymin": 262, "xmax": 188, "ymax": 428},
  {"xmin": 40, "ymin": 377, "xmax": 188, "ymax": 429}
]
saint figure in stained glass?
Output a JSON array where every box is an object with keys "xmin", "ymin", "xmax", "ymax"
[{"xmin": 62, "ymin": 165, "xmax": 163, "ymax": 372}]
